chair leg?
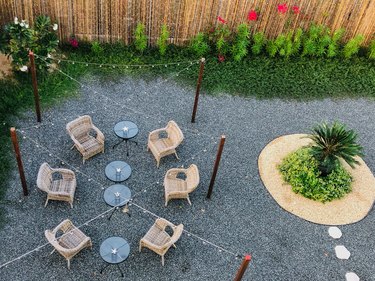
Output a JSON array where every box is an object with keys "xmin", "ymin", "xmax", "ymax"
[
  {"xmin": 44, "ymin": 198, "xmax": 49, "ymax": 207},
  {"xmin": 50, "ymin": 248, "xmax": 56, "ymax": 255},
  {"xmin": 67, "ymin": 259, "xmax": 71, "ymax": 270},
  {"xmin": 172, "ymin": 244, "xmax": 177, "ymax": 248},
  {"xmin": 70, "ymin": 144, "xmax": 75, "ymax": 150},
  {"xmin": 156, "ymin": 159, "xmax": 160, "ymax": 168},
  {"xmin": 139, "ymin": 242, "xmax": 142, "ymax": 252},
  {"xmin": 161, "ymin": 255, "xmax": 165, "ymax": 266},
  {"xmin": 187, "ymin": 196, "xmax": 192, "ymax": 205},
  {"xmin": 70, "ymin": 200, "xmax": 73, "ymax": 208},
  {"xmin": 174, "ymin": 152, "xmax": 179, "ymax": 160}
]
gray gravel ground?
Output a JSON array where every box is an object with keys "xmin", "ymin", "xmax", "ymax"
[{"xmin": 0, "ymin": 73, "xmax": 374, "ymax": 281}]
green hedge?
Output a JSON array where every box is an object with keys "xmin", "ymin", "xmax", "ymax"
[{"xmin": 278, "ymin": 148, "xmax": 352, "ymax": 203}]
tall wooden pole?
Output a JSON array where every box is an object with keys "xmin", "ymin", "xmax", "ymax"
[
  {"xmin": 29, "ymin": 51, "xmax": 41, "ymax": 123},
  {"xmin": 233, "ymin": 255, "xmax": 252, "ymax": 281},
  {"xmin": 10, "ymin": 127, "xmax": 28, "ymax": 196},
  {"xmin": 191, "ymin": 57, "xmax": 205, "ymax": 123},
  {"xmin": 207, "ymin": 135, "xmax": 226, "ymax": 199}
]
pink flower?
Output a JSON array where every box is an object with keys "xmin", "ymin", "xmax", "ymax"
[
  {"xmin": 69, "ymin": 37, "xmax": 78, "ymax": 48},
  {"xmin": 217, "ymin": 16, "xmax": 227, "ymax": 24},
  {"xmin": 292, "ymin": 5, "xmax": 300, "ymax": 14},
  {"xmin": 277, "ymin": 3, "xmax": 288, "ymax": 14},
  {"xmin": 248, "ymin": 10, "xmax": 258, "ymax": 21},
  {"xmin": 218, "ymin": 54, "xmax": 225, "ymax": 62}
]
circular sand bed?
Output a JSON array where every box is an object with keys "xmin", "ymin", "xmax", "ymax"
[{"xmin": 258, "ymin": 134, "xmax": 375, "ymax": 225}]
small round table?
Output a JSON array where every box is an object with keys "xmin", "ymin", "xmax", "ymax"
[
  {"xmin": 100, "ymin": 236, "xmax": 130, "ymax": 277},
  {"xmin": 113, "ymin": 121, "xmax": 139, "ymax": 156},
  {"xmin": 104, "ymin": 184, "xmax": 132, "ymax": 220},
  {"xmin": 105, "ymin": 161, "xmax": 131, "ymax": 182}
]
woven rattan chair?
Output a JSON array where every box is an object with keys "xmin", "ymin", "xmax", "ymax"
[
  {"xmin": 45, "ymin": 219, "xmax": 92, "ymax": 269},
  {"xmin": 37, "ymin": 162, "xmax": 76, "ymax": 208},
  {"xmin": 66, "ymin": 115, "xmax": 105, "ymax": 163},
  {"xmin": 139, "ymin": 218, "xmax": 184, "ymax": 266},
  {"xmin": 147, "ymin": 120, "xmax": 184, "ymax": 168},
  {"xmin": 164, "ymin": 164, "xmax": 200, "ymax": 206}
]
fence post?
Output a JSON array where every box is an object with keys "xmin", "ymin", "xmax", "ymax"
[
  {"xmin": 207, "ymin": 135, "xmax": 226, "ymax": 199},
  {"xmin": 191, "ymin": 57, "xmax": 205, "ymax": 123},
  {"xmin": 28, "ymin": 51, "xmax": 41, "ymax": 123},
  {"xmin": 233, "ymin": 255, "xmax": 252, "ymax": 281},
  {"xmin": 10, "ymin": 127, "xmax": 28, "ymax": 196}
]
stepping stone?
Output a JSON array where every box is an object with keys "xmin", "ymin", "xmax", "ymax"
[
  {"xmin": 328, "ymin": 227, "xmax": 342, "ymax": 239},
  {"xmin": 345, "ymin": 272, "xmax": 360, "ymax": 281},
  {"xmin": 335, "ymin": 245, "xmax": 351, "ymax": 259}
]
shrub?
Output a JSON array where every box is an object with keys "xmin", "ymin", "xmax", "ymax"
[
  {"xmin": 369, "ymin": 39, "xmax": 375, "ymax": 59},
  {"xmin": 278, "ymin": 148, "xmax": 352, "ymax": 203},
  {"xmin": 326, "ymin": 28, "xmax": 345, "ymax": 58},
  {"xmin": 0, "ymin": 15, "xmax": 59, "ymax": 71},
  {"xmin": 134, "ymin": 23, "xmax": 147, "ymax": 53},
  {"xmin": 302, "ymin": 24, "xmax": 331, "ymax": 57},
  {"xmin": 157, "ymin": 24, "xmax": 169, "ymax": 56},
  {"xmin": 278, "ymin": 31, "xmax": 293, "ymax": 58},
  {"xmin": 251, "ymin": 32, "xmax": 266, "ymax": 55},
  {"xmin": 91, "ymin": 41, "xmax": 103, "ymax": 54},
  {"xmin": 308, "ymin": 122, "xmax": 363, "ymax": 176},
  {"xmin": 343, "ymin": 34, "xmax": 364, "ymax": 59},
  {"xmin": 291, "ymin": 28, "xmax": 303, "ymax": 55},
  {"xmin": 231, "ymin": 24, "xmax": 250, "ymax": 61},
  {"xmin": 209, "ymin": 20, "xmax": 231, "ymax": 58},
  {"xmin": 190, "ymin": 32, "xmax": 209, "ymax": 57}
]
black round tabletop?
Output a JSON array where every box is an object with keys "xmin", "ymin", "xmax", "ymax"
[
  {"xmin": 114, "ymin": 121, "xmax": 139, "ymax": 140},
  {"xmin": 105, "ymin": 161, "xmax": 131, "ymax": 182},
  {"xmin": 100, "ymin": 237, "xmax": 130, "ymax": 264},
  {"xmin": 104, "ymin": 184, "xmax": 131, "ymax": 207}
]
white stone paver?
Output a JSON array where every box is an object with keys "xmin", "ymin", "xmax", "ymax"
[
  {"xmin": 335, "ymin": 245, "xmax": 351, "ymax": 259},
  {"xmin": 328, "ymin": 227, "xmax": 342, "ymax": 239},
  {"xmin": 345, "ymin": 272, "xmax": 360, "ymax": 281}
]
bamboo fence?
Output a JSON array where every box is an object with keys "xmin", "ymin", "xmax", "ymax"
[{"xmin": 0, "ymin": 0, "xmax": 374, "ymax": 45}]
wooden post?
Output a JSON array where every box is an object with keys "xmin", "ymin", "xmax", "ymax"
[
  {"xmin": 29, "ymin": 51, "xmax": 41, "ymax": 123},
  {"xmin": 10, "ymin": 127, "xmax": 28, "ymax": 196},
  {"xmin": 233, "ymin": 255, "xmax": 252, "ymax": 281},
  {"xmin": 207, "ymin": 135, "xmax": 226, "ymax": 199},
  {"xmin": 191, "ymin": 57, "xmax": 205, "ymax": 123}
]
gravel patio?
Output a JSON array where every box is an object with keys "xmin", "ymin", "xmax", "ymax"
[{"xmin": 0, "ymin": 74, "xmax": 374, "ymax": 281}]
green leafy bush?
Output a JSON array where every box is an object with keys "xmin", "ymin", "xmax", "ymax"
[
  {"xmin": 231, "ymin": 23, "xmax": 250, "ymax": 61},
  {"xmin": 0, "ymin": 15, "xmax": 59, "ymax": 71},
  {"xmin": 91, "ymin": 41, "xmax": 103, "ymax": 54},
  {"xmin": 369, "ymin": 39, "xmax": 375, "ymax": 59},
  {"xmin": 190, "ymin": 32, "xmax": 209, "ymax": 57},
  {"xmin": 251, "ymin": 32, "xmax": 266, "ymax": 55},
  {"xmin": 134, "ymin": 23, "xmax": 147, "ymax": 53},
  {"xmin": 302, "ymin": 25, "xmax": 331, "ymax": 57},
  {"xmin": 209, "ymin": 23, "xmax": 231, "ymax": 56},
  {"xmin": 327, "ymin": 28, "xmax": 345, "ymax": 58},
  {"xmin": 157, "ymin": 24, "xmax": 169, "ymax": 56},
  {"xmin": 308, "ymin": 122, "xmax": 363, "ymax": 176},
  {"xmin": 291, "ymin": 28, "xmax": 303, "ymax": 55},
  {"xmin": 343, "ymin": 35, "xmax": 364, "ymax": 59},
  {"xmin": 278, "ymin": 148, "xmax": 352, "ymax": 203}
]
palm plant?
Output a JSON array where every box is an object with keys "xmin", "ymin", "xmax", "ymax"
[{"xmin": 308, "ymin": 122, "xmax": 363, "ymax": 176}]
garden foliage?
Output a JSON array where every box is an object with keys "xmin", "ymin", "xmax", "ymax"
[
  {"xmin": 278, "ymin": 148, "xmax": 352, "ymax": 203},
  {"xmin": 134, "ymin": 23, "xmax": 147, "ymax": 53},
  {"xmin": 343, "ymin": 35, "xmax": 364, "ymax": 59},
  {"xmin": 231, "ymin": 23, "xmax": 250, "ymax": 61},
  {"xmin": 251, "ymin": 32, "xmax": 266, "ymax": 55},
  {"xmin": 91, "ymin": 41, "xmax": 103, "ymax": 54},
  {"xmin": 157, "ymin": 24, "xmax": 169, "ymax": 56},
  {"xmin": 369, "ymin": 39, "xmax": 375, "ymax": 59},
  {"xmin": 190, "ymin": 32, "xmax": 210, "ymax": 57},
  {"xmin": 0, "ymin": 15, "xmax": 58, "ymax": 71}
]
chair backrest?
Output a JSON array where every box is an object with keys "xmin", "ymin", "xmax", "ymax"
[
  {"xmin": 37, "ymin": 162, "xmax": 53, "ymax": 192},
  {"xmin": 166, "ymin": 121, "xmax": 183, "ymax": 147},
  {"xmin": 186, "ymin": 164, "xmax": 200, "ymax": 192},
  {"xmin": 165, "ymin": 224, "xmax": 184, "ymax": 249},
  {"xmin": 66, "ymin": 115, "xmax": 93, "ymax": 140}
]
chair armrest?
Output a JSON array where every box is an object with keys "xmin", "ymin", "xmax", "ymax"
[
  {"xmin": 51, "ymin": 219, "xmax": 73, "ymax": 235},
  {"xmin": 92, "ymin": 125, "xmax": 105, "ymax": 143},
  {"xmin": 165, "ymin": 168, "xmax": 186, "ymax": 179},
  {"xmin": 53, "ymin": 168, "xmax": 76, "ymax": 180},
  {"xmin": 141, "ymin": 239, "xmax": 164, "ymax": 251},
  {"xmin": 155, "ymin": 218, "xmax": 175, "ymax": 230},
  {"xmin": 148, "ymin": 128, "xmax": 166, "ymax": 142}
]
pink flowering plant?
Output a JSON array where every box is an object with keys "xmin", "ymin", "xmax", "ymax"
[{"xmin": 208, "ymin": 16, "xmax": 232, "ymax": 62}]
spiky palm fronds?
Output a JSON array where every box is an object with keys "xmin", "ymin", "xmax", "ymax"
[{"xmin": 308, "ymin": 122, "xmax": 363, "ymax": 176}]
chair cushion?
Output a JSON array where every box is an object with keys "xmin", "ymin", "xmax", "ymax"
[
  {"xmin": 78, "ymin": 135, "xmax": 102, "ymax": 153},
  {"xmin": 58, "ymin": 228, "xmax": 87, "ymax": 249},
  {"xmin": 151, "ymin": 138, "xmax": 174, "ymax": 152},
  {"xmin": 51, "ymin": 179, "xmax": 74, "ymax": 194},
  {"xmin": 165, "ymin": 179, "xmax": 187, "ymax": 193},
  {"xmin": 143, "ymin": 226, "xmax": 171, "ymax": 247}
]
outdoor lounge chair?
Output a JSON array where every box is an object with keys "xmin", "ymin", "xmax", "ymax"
[
  {"xmin": 37, "ymin": 162, "xmax": 76, "ymax": 208},
  {"xmin": 164, "ymin": 164, "xmax": 200, "ymax": 206},
  {"xmin": 147, "ymin": 120, "xmax": 184, "ymax": 167},
  {"xmin": 139, "ymin": 218, "xmax": 184, "ymax": 266},
  {"xmin": 45, "ymin": 219, "xmax": 92, "ymax": 269},
  {"xmin": 66, "ymin": 115, "xmax": 105, "ymax": 163}
]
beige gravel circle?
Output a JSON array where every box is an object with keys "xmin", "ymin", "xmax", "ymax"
[{"xmin": 258, "ymin": 134, "xmax": 375, "ymax": 225}]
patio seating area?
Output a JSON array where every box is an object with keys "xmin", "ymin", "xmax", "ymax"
[{"xmin": 0, "ymin": 75, "xmax": 374, "ymax": 280}]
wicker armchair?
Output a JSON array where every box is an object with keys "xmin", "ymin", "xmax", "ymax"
[
  {"xmin": 66, "ymin": 115, "xmax": 105, "ymax": 163},
  {"xmin": 45, "ymin": 219, "xmax": 92, "ymax": 269},
  {"xmin": 164, "ymin": 164, "xmax": 200, "ymax": 206},
  {"xmin": 147, "ymin": 121, "xmax": 184, "ymax": 168},
  {"xmin": 139, "ymin": 218, "xmax": 184, "ymax": 266},
  {"xmin": 37, "ymin": 162, "xmax": 76, "ymax": 208}
]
